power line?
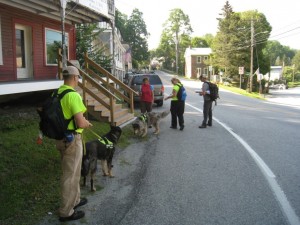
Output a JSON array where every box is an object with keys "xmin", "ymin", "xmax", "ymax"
[{"xmin": 270, "ymin": 26, "xmax": 300, "ymax": 39}]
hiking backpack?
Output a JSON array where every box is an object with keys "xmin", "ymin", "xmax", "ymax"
[
  {"xmin": 206, "ymin": 82, "xmax": 219, "ymax": 103},
  {"xmin": 176, "ymin": 84, "xmax": 187, "ymax": 101},
  {"xmin": 37, "ymin": 89, "xmax": 75, "ymax": 140}
]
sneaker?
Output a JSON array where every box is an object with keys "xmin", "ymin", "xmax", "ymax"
[
  {"xmin": 179, "ymin": 126, "xmax": 184, "ymax": 131},
  {"xmin": 59, "ymin": 210, "xmax": 85, "ymax": 222},
  {"xmin": 74, "ymin": 198, "xmax": 88, "ymax": 209},
  {"xmin": 199, "ymin": 125, "xmax": 207, "ymax": 128},
  {"xmin": 170, "ymin": 126, "xmax": 177, "ymax": 129},
  {"xmin": 207, "ymin": 123, "xmax": 212, "ymax": 127}
]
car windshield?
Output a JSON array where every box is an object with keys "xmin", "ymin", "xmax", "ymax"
[{"xmin": 132, "ymin": 75, "xmax": 162, "ymax": 85}]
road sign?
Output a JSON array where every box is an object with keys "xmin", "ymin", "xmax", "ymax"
[{"xmin": 239, "ymin": 67, "xmax": 244, "ymax": 75}]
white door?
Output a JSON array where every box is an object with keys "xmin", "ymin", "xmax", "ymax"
[{"xmin": 15, "ymin": 24, "xmax": 32, "ymax": 79}]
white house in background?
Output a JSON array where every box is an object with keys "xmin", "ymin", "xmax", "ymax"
[
  {"xmin": 184, "ymin": 47, "xmax": 212, "ymax": 79},
  {"xmin": 96, "ymin": 22, "xmax": 127, "ymax": 82},
  {"xmin": 264, "ymin": 66, "xmax": 283, "ymax": 81}
]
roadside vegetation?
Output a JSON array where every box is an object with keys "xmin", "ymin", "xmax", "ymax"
[{"xmin": 0, "ymin": 105, "xmax": 133, "ymax": 225}]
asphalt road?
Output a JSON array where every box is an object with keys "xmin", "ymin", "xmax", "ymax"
[{"xmin": 39, "ymin": 71, "xmax": 300, "ymax": 225}]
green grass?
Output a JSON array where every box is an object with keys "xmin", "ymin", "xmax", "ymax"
[
  {"xmin": 0, "ymin": 106, "xmax": 133, "ymax": 225},
  {"xmin": 219, "ymin": 84, "xmax": 265, "ymax": 100}
]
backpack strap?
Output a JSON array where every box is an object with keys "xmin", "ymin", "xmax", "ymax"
[
  {"xmin": 56, "ymin": 88, "xmax": 76, "ymax": 131},
  {"xmin": 57, "ymin": 89, "xmax": 75, "ymax": 99},
  {"xmin": 175, "ymin": 83, "xmax": 182, "ymax": 88}
]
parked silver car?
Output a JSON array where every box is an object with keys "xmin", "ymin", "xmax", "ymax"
[{"xmin": 126, "ymin": 73, "xmax": 164, "ymax": 106}]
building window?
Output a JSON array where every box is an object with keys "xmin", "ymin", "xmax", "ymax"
[
  {"xmin": 204, "ymin": 68, "xmax": 208, "ymax": 75},
  {"xmin": 204, "ymin": 56, "xmax": 208, "ymax": 61},
  {"xmin": 0, "ymin": 16, "xmax": 3, "ymax": 65},
  {"xmin": 197, "ymin": 56, "xmax": 201, "ymax": 63},
  {"xmin": 45, "ymin": 28, "xmax": 68, "ymax": 65},
  {"xmin": 197, "ymin": 68, "xmax": 201, "ymax": 76}
]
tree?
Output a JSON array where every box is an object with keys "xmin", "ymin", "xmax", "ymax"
[
  {"xmin": 191, "ymin": 37, "xmax": 209, "ymax": 48},
  {"xmin": 202, "ymin": 34, "xmax": 214, "ymax": 47},
  {"xmin": 292, "ymin": 50, "xmax": 300, "ymax": 72},
  {"xmin": 163, "ymin": 8, "xmax": 193, "ymax": 74},
  {"xmin": 123, "ymin": 8, "xmax": 150, "ymax": 69},
  {"xmin": 155, "ymin": 30, "xmax": 176, "ymax": 70},
  {"xmin": 115, "ymin": 9, "xmax": 128, "ymax": 38},
  {"xmin": 213, "ymin": 1, "xmax": 272, "ymax": 92},
  {"xmin": 76, "ymin": 23, "xmax": 112, "ymax": 71}
]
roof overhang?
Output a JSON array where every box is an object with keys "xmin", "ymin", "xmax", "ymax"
[{"xmin": 0, "ymin": 0, "xmax": 114, "ymax": 24}]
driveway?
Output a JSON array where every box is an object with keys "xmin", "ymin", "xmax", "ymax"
[{"xmin": 265, "ymin": 87, "xmax": 300, "ymax": 108}]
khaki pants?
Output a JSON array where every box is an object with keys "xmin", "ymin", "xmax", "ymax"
[{"xmin": 56, "ymin": 134, "xmax": 82, "ymax": 217}]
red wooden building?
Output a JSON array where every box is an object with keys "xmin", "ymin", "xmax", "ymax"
[{"xmin": 0, "ymin": 0, "xmax": 113, "ymax": 100}]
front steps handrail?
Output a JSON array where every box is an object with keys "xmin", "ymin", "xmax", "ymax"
[{"xmin": 84, "ymin": 53, "xmax": 139, "ymax": 113}]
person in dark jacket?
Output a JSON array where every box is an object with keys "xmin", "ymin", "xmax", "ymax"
[{"xmin": 198, "ymin": 74, "xmax": 212, "ymax": 128}]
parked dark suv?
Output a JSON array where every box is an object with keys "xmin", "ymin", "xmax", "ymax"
[{"xmin": 127, "ymin": 73, "xmax": 164, "ymax": 106}]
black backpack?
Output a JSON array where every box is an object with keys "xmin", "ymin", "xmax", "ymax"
[
  {"xmin": 176, "ymin": 84, "xmax": 187, "ymax": 101},
  {"xmin": 37, "ymin": 89, "xmax": 75, "ymax": 140},
  {"xmin": 206, "ymin": 82, "xmax": 219, "ymax": 103}
]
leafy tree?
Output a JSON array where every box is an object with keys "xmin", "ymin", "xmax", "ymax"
[
  {"xmin": 75, "ymin": 23, "xmax": 112, "ymax": 71},
  {"xmin": 123, "ymin": 8, "xmax": 150, "ymax": 69},
  {"xmin": 191, "ymin": 37, "xmax": 209, "ymax": 47},
  {"xmin": 163, "ymin": 8, "xmax": 193, "ymax": 74},
  {"xmin": 213, "ymin": 1, "xmax": 272, "ymax": 92},
  {"xmin": 202, "ymin": 34, "xmax": 214, "ymax": 47},
  {"xmin": 155, "ymin": 30, "xmax": 176, "ymax": 70},
  {"xmin": 292, "ymin": 50, "xmax": 300, "ymax": 72},
  {"xmin": 115, "ymin": 9, "xmax": 128, "ymax": 39}
]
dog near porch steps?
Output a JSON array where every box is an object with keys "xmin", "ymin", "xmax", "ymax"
[{"xmin": 81, "ymin": 126, "xmax": 122, "ymax": 192}]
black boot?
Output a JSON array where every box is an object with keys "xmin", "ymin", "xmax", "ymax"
[{"xmin": 199, "ymin": 124, "xmax": 206, "ymax": 128}]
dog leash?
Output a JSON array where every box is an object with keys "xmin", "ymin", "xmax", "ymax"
[
  {"xmin": 86, "ymin": 127, "xmax": 114, "ymax": 149},
  {"xmin": 87, "ymin": 127, "xmax": 103, "ymax": 140},
  {"xmin": 82, "ymin": 132, "xmax": 87, "ymax": 156},
  {"xmin": 82, "ymin": 128, "xmax": 101, "ymax": 156}
]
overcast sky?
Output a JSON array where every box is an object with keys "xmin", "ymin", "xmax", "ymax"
[{"xmin": 115, "ymin": 0, "xmax": 300, "ymax": 50}]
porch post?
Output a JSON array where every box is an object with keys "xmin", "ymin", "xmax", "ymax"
[{"xmin": 60, "ymin": 0, "xmax": 68, "ymax": 68}]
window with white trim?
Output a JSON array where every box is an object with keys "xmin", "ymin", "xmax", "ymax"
[
  {"xmin": 197, "ymin": 68, "xmax": 201, "ymax": 76},
  {"xmin": 45, "ymin": 28, "xmax": 68, "ymax": 65},
  {"xmin": 0, "ymin": 16, "xmax": 3, "ymax": 65},
  {"xmin": 197, "ymin": 56, "xmax": 201, "ymax": 63}
]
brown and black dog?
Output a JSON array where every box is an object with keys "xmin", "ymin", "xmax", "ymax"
[
  {"xmin": 132, "ymin": 110, "xmax": 170, "ymax": 137},
  {"xmin": 81, "ymin": 126, "xmax": 122, "ymax": 191}
]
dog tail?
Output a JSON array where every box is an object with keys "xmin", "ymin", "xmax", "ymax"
[{"xmin": 160, "ymin": 110, "xmax": 170, "ymax": 118}]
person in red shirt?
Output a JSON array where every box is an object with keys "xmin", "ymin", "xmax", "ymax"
[{"xmin": 140, "ymin": 77, "xmax": 154, "ymax": 113}]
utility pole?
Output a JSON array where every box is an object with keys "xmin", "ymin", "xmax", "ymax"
[
  {"xmin": 249, "ymin": 18, "xmax": 254, "ymax": 93},
  {"xmin": 175, "ymin": 32, "xmax": 179, "ymax": 74}
]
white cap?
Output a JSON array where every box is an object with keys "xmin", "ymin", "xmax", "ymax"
[{"xmin": 62, "ymin": 66, "xmax": 80, "ymax": 76}]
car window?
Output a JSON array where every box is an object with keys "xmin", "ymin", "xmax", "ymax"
[
  {"xmin": 149, "ymin": 75, "xmax": 162, "ymax": 85},
  {"xmin": 131, "ymin": 76, "xmax": 144, "ymax": 85},
  {"xmin": 131, "ymin": 75, "xmax": 162, "ymax": 85}
]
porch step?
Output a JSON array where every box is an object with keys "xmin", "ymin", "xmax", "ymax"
[{"xmin": 78, "ymin": 87, "xmax": 134, "ymax": 126}]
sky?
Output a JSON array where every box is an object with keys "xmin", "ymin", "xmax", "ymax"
[{"xmin": 115, "ymin": 0, "xmax": 300, "ymax": 50}]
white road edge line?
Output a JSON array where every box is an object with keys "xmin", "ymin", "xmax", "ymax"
[{"xmin": 185, "ymin": 102, "xmax": 300, "ymax": 225}]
